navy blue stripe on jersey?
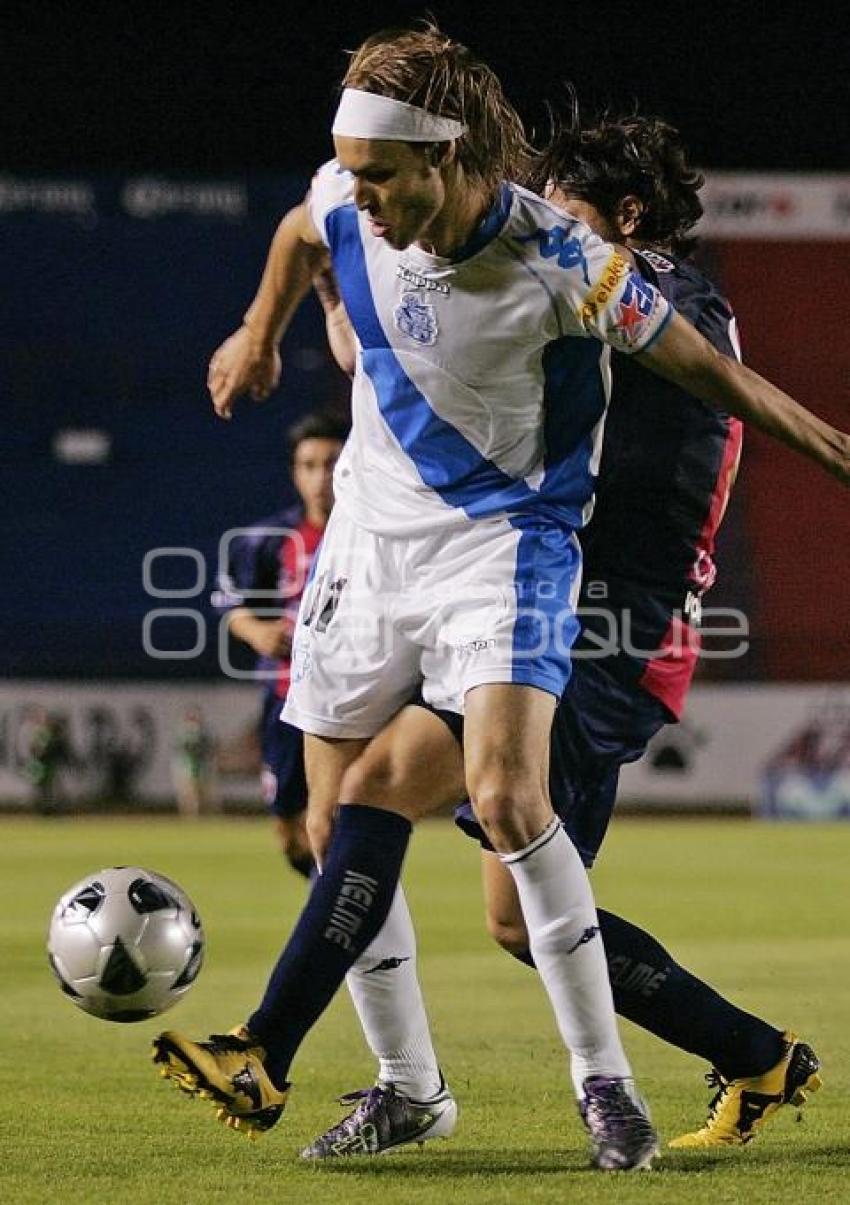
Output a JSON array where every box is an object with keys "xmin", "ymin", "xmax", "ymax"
[
  {"xmin": 452, "ymin": 183, "xmax": 513, "ymax": 263},
  {"xmin": 507, "ymin": 516, "xmax": 581, "ymax": 697},
  {"xmin": 326, "ymin": 204, "xmax": 388, "ymax": 348},
  {"xmin": 327, "ymin": 204, "xmax": 540, "ymax": 517},
  {"xmin": 363, "ymin": 348, "xmax": 549, "ymax": 516},
  {"xmin": 539, "ymin": 336, "xmax": 607, "ymax": 514},
  {"xmin": 325, "ymin": 203, "xmax": 607, "ymax": 529}
]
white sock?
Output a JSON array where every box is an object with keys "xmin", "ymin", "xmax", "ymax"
[
  {"xmin": 501, "ymin": 818, "xmax": 632, "ymax": 1096},
  {"xmin": 346, "ymin": 884, "xmax": 444, "ymax": 1101}
]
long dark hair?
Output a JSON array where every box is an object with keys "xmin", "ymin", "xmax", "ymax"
[{"xmin": 530, "ymin": 94, "xmax": 705, "ymax": 254}]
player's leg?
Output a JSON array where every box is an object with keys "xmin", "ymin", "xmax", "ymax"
[
  {"xmin": 261, "ymin": 695, "xmax": 313, "ymax": 877},
  {"xmin": 302, "ymin": 703, "xmax": 468, "ymax": 1157},
  {"xmin": 255, "ymin": 704, "xmax": 461, "ymax": 1155},
  {"xmin": 473, "ymin": 662, "xmax": 821, "ymax": 1148},
  {"xmin": 464, "ymin": 683, "xmax": 638, "ymax": 1094},
  {"xmin": 481, "ymin": 847, "xmax": 785, "ymax": 1070},
  {"xmin": 550, "ymin": 664, "xmax": 822, "ymax": 1144},
  {"xmin": 464, "ymin": 684, "xmax": 657, "ymax": 1171},
  {"xmin": 153, "ymin": 509, "xmax": 426, "ymax": 1136},
  {"xmin": 416, "ymin": 517, "xmax": 656, "ymax": 1169},
  {"xmin": 302, "ymin": 731, "xmax": 369, "ymax": 866},
  {"xmin": 280, "ymin": 703, "xmax": 462, "ymax": 1157}
]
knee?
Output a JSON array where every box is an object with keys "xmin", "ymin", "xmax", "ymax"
[
  {"xmin": 470, "ymin": 781, "xmax": 547, "ymax": 850},
  {"xmin": 338, "ymin": 751, "xmax": 395, "ymax": 805},
  {"xmin": 339, "ymin": 749, "xmax": 420, "ymax": 817}
]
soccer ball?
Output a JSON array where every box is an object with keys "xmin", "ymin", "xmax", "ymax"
[{"xmin": 47, "ymin": 866, "xmax": 204, "ymax": 1023}]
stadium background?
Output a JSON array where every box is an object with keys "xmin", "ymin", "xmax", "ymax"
[
  {"xmin": 3, "ymin": 9, "xmax": 850, "ymax": 1204},
  {"xmin": 2, "ymin": 0, "xmax": 849, "ymax": 812}
]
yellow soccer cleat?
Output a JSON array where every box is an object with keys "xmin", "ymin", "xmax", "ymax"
[
  {"xmin": 152, "ymin": 1025, "xmax": 289, "ymax": 1138},
  {"xmin": 669, "ymin": 1031, "xmax": 822, "ymax": 1148}
]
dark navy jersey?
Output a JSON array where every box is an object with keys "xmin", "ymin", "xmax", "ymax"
[
  {"xmin": 213, "ymin": 504, "xmax": 306, "ymax": 611},
  {"xmin": 577, "ymin": 248, "xmax": 743, "ymax": 717},
  {"xmin": 212, "ymin": 504, "xmax": 324, "ymax": 698}
]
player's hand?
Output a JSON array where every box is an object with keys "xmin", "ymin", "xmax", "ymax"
[
  {"xmin": 251, "ymin": 619, "xmax": 293, "ymax": 660},
  {"xmin": 206, "ymin": 325, "xmax": 281, "ymax": 420}
]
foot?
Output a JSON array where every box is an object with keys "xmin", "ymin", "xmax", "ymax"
[
  {"xmin": 152, "ymin": 1025, "xmax": 289, "ymax": 1139},
  {"xmin": 669, "ymin": 1031, "xmax": 822, "ymax": 1148},
  {"xmin": 301, "ymin": 1077, "xmax": 457, "ymax": 1158},
  {"xmin": 580, "ymin": 1077, "xmax": 659, "ymax": 1171}
]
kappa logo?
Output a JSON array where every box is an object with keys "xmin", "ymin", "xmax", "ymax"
[
  {"xmin": 393, "ymin": 292, "xmax": 439, "ymax": 345},
  {"xmin": 566, "ymin": 925, "xmax": 600, "ymax": 954},
  {"xmin": 517, "ymin": 225, "xmax": 591, "ymax": 285},
  {"xmin": 363, "ymin": 956, "xmax": 412, "ymax": 975},
  {"xmin": 397, "ymin": 263, "xmax": 451, "ymax": 295},
  {"xmin": 454, "ymin": 637, "xmax": 496, "ymax": 656}
]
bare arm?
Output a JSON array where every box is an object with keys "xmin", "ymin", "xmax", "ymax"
[
  {"xmin": 637, "ymin": 311, "xmax": 850, "ymax": 485},
  {"xmin": 227, "ymin": 608, "xmax": 293, "ymax": 659},
  {"xmin": 313, "ymin": 264, "xmax": 357, "ymax": 378},
  {"xmin": 207, "ymin": 201, "xmax": 326, "ymax": 419}
]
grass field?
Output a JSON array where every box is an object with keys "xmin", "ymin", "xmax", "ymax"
[{"xmin": 2, "ymin": 814, "xmax": 848, "ymax": 1204}]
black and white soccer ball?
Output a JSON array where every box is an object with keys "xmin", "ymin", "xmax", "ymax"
[{"xmin": 47, "ymin": 866, "xmax": 204, "ymax": 1023}]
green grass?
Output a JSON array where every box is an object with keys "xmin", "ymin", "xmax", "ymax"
[{"xmin": 1, "ymin": 815, "xmax": 848, "ymax": 1204}]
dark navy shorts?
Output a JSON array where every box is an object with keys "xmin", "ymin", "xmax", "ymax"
[
  {"xmin": 451, "ymin": 656, "xmax": 670, "ymax": 867},
  {"xmin": 260, "ymin": 692, "xmax": 308, "ymax": 818}
]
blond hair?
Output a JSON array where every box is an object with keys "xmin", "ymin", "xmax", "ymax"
[{"xmin": 342, "ymin": 24, "xmax": 531, "ymax": 195}]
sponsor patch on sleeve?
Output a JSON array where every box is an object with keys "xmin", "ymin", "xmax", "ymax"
[
  {"xmin": 577, "ymin": 251, "xmax": 630, "ymax": 327},
  {"xmin": 580, "ymin": 257, "xmax": 669, "ymax": 352}
]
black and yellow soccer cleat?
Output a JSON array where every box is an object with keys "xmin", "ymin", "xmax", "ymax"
[
  {"xmin": 152, "ymin": 1025, "xmax": 289, "ymax": 1139},
  {"xmin": 669, "ymin": 1031, "xmax": 822, "ymax": 1148}
]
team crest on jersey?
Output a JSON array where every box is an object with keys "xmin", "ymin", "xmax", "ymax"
[
  {"xmin": 393, "ymin": 292, "xmax": 439, "ymax": 345},
  {"xmin": 612, "ymin": 273, "xmax": 660, "ymax": 349}
]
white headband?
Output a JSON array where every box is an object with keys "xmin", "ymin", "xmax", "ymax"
[{"xmin": 332, "ymin": 88, "xmax": 466, "ymax": 142}]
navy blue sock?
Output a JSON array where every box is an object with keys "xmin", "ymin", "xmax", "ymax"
[
  {"xmin": 598, "ymin": 910, "xmax": 785, "ymax": 1078},
  {"xmin": 509, "ymin": 909, "xmax": 785, "ymax": 1079},
  {"xmin": 248, "ymin": 804, "xmax": 411, "ymax": 1086}
]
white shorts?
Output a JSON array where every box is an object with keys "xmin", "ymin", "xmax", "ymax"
[{"xmin": 282, "ymin": 507, "xmax": 582, "ymax": 739}]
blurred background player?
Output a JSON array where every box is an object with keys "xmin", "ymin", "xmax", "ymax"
[
  {"xmin": 299, "ymin": 106, "xmax": 822, "ymax": 1158},
  {"xmin": 214, "ymin": 410, "xmax": 348, "ymax": 872},
  {"xmin": 171, "ymin": 705, "xmax": 217, "ymax": 818},
  {"xmin": 21, "ymin": 706, "xmax": 75, "ymax": 814}
]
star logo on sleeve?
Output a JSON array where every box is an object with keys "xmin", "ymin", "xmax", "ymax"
[
  {"xmin": 611, "ymin": 273, "xmax": 660, "ymax": 348},
  {"xmin": 615, "ymin": 294, "xmax": 647, "ymax": 341}
]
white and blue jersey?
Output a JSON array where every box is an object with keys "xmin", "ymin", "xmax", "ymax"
[
  {"xmin": 307, "ymin": 160, "xmax": 671, "ymax": 539},
  {"xmin": 283, "ymin": 165, "xmax": 672, "ymax": 736}
]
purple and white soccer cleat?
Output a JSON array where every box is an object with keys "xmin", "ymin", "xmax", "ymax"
[
  {"xmin": 580, "ymin": 1076, "xmax": 659, "ymax": 1171},
  {"xmin": 301, "ymin": 1077, "xmax": 457, "ymax": 1158}
]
